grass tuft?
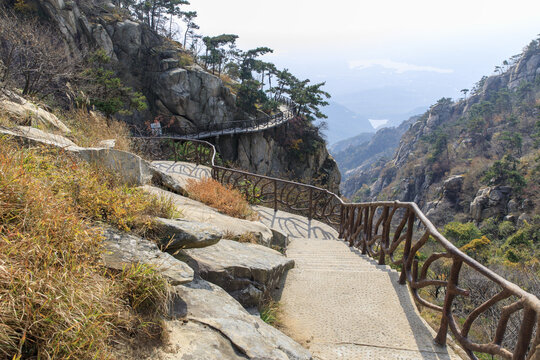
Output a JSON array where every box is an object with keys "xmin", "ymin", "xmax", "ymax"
[
  {"xmin": 185, "ymin": 177, "xmax": 257, "ymax": 220},
  {"xmin": 259, "ymin": 300, "xmax": 281, "ymax": 326}
]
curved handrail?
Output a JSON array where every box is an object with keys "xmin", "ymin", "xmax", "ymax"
[
  {"xmin": 134, "ymin": 136, "xmax": 540, "ymax": 360},
  {"xmin": 154, "ymin": 95, "xmax": 297, "ymax": 139}
]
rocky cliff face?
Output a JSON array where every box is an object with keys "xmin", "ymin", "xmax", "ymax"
[
  {"xmin": 37, "ymin": 0, "xmax": 237, "ymax": 130},
  {"xmin": 34, "ymin": 0, "xmax": 340, "ymax": 188},
  {"xmin": 345, "ymin": 41, "xmax": 540, "ymax": 225},
  {"xmin": 217, "ymin": 127, "xmax": 341, "ymax": 193}
]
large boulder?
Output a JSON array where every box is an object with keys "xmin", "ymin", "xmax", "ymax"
[
  {"xmin": 0, "ymin": 90, "xmax": 70, "ymax": 134},
  {"xmin": 470, "ymin": 186, "xmax": 512, "ymax": 222},
  {"xmin": 74, "ymin": 148, "xmax": 153, "ymax": 186},
  {"xmin": 180, "ymin": 239, "xmax": 294, "ymax": 308},
  {"xmin": 152, "ymin": 217, "xmax": 223, "ymax": 252},
  {"xmin": 101, "ymin": 228, "xmax": 194, "ymax": 285},
  {"xmin": 155, "ymin": 320, "xmax": 249, "ymax": 360},
  {"xmin": 151, "ymin": 67, "xmax": 236, "ymax": 126},
  {"xmin": 143, "ymin": 186, "xmax": 274, "ymax": 245},
  {"xmin": 0, "ymin": 126, "xmax": 76, "ymax": 148},
  {"xmin": 163, "ymin": 278, "xmax": 312, "ymax": 360}
]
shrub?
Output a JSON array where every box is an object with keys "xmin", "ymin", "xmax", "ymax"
[
  {"xmin": 482, "ymin": 154, "xmax": 526, "ymax": 192},
  {"xmin": 20, "ymin": 146, "xmax": 177, "ymax": 234},
  {"xmin": 0, "ymin": 139, "xmax": 170, "ymax": 359},
  {"xmin": 442, "ymin": 222, "xmax": 482, "ymax": 247},
  {"xmin": 460, "ymin": 236, "xmax": 492, "ymax": 262},
  {"xmin": 498, "ymin": 221, "xmax": 516, "ymax": 239},
  {"xmin": 185, "ymin": 177, "xmax": 257, "ymax": 220}
]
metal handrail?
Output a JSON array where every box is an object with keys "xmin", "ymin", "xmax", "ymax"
[
  {"xmin": 153, "ymin": 95, "xmax": 297, "ymax": 139},
  {"xmin": 134, "ymin": 136, "xmax": 540, "ymax": 360}
]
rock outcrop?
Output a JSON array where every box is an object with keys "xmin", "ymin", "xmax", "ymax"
[
  {"xmin": 35, "ymin": 0, "xmax": 237, "ymax": 131},
  {"xmin": 181, "ymin": 239, "xmax": 294, "ymax": 308},
  {"xmin": 470, "ymin": 186, "xmax": 512, "ymax": 222},
  {"xmin": 144, "ymin": 186, "xmax": 275, "ymax": 245},
  {"xmin": 340, "ymin": 41, "xmax": 540, "ymax": 225},
  {"xmin": 162, "ymin": 278, "xmax": 312, "ymax": 360},
  {"xmin": 152, "ymin": 217, "xmax": 223, "ymax": 251},
  {"xmin": 217, "ymin": 130, "xmax": 341, "ymax": 193},
  {"xmin": 33, "ymin": 0, "xmax": 340, "ymax": 191},
  {"xmin": 0, "ymin": 90, "xmax": 70, "ymax": 134},
  {"xmin": 101, "ymin": 228, "xmax": 194, "ymax": 285}
]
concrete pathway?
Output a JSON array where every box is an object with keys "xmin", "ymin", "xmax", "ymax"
[
  {"xmin": 154, "ymin": 160, "xmax": 463, "ymax": 360},
  {"xmin": 274, "ymin": 236, "xmax": 462, "ymax": 360}
]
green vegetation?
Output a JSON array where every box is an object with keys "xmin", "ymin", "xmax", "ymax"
[
  {"xmin": 259, "ymin": 300, "xmax": 281, "ymax": 326},
  {"xmin": 79, "ymin": 50, "xmax": 148, "ymax": 118},
  {"xmin": 481, "ymin": 154, "xmax": 526, "ymax": 192}
]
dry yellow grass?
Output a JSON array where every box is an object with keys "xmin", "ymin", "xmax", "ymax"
[
  {"xmin": 185, "ymin": 177, "xmax": 257, "ymax": 220},
  {"xmin": 62, "ymin": 109, "xmax": 132, "ymax": 151},
  {"xmin": 0, "ymin": 138, "xmax": 171, "ymax": 359}
]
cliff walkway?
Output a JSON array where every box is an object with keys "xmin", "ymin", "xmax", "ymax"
[
  {"xmin": 157, "ymin": 98, "xmax": 296, "ymax": 140},
  {"xmin": 140, "ymin": 139, "xmax": 540, "ymax": 360}
]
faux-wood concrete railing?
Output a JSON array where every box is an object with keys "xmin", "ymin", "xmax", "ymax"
[{"xmin": 134, "ymin": 137, "xmax": 540, "ymax": 360}]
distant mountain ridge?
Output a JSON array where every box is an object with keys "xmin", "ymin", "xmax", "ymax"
[
  {"xmin": 332, "ymin": 115, "xmax": 419, "ymax": 195},
  {"xmin": 342, "ymin": 37, "xmax": 540, "ymax": 228}
]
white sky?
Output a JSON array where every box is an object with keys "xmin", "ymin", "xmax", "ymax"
[
  {"xmin": 190, "ymin": 0, "xmax": 540, "ymax": 58},
  {"xmin": 188, "ymin": 0, "xmax": 540, "ymax": 122}
]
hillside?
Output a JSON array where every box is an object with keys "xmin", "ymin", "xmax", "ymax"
[
  {"xmin": 333, "ymin": 115, "xmax": 418, "ymax": 192},
  {"xmin": 0, "ymin": 0, "xmax": 340, "ymax": 191},
  {"xmin": 345, "ymin": 37, "xmax": 540, "ymax": 267}
]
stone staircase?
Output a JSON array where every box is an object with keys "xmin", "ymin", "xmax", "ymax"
[{"xmin": 277, "ymin": 237, "xmax": 462, "ymax": 360}]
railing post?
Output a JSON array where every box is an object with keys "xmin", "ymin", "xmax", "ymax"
[
  {"xmin": 308, "ymin": 187, "xmax": 313, "ymax": 220},
  {"xmin": 512, "ymin": 306, "xmax": 537, "ymax": 360},
  {"xmin": 399, "ymin": 209, "xmax": 415, "ymax": 285},
  {"xmin": 435, "ymin": 259, "xmax": 463, "ymax": 346},
  {"xmin": 273, "ymin": 179, "xmax": 278, "ymax": 212},
  {"xmin": 339, "ymin": 204, "xmax": 345, "ymax": 238}
]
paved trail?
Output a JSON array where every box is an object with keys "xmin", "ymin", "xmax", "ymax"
[{"xmin": 157, "ymin": 161, "xmax": 462, "ymax": 360}]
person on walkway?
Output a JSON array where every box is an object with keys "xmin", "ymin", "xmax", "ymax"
[{"xmin": 150, "ymin": 117, "xmax": 162, "ymax": 136}]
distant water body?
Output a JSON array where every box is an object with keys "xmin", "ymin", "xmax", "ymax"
[{"xmin": 368, "ymin": 119, "xmax": 389, "ymax": 128}]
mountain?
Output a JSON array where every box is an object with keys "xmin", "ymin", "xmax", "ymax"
[
  {"xmin": 345, "ymin": 36, "xmax": 540, "ymax": 231},
  {"xmin": 334, "ymin": 115, "xmax": 419, "ymax": 191},
  {"xmin": 335, "ymin": 87, "xmax": 430, "ymax": 126},
  {"xmin": 321, "ymin": 101, "xmax": 374, "ymax": 144},
  {"xmin": 328, "ymin": 132, "xmax": 374, "ymax": 154}
]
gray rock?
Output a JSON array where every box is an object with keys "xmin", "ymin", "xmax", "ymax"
[
  {"xmin": 0, "ymin": 91, "xmax": 71, "ymax": 134},
  {"xmin": 518, "ymin": 213, "xmax": 532, "ymax": 226},
  {"xmin": 154, "ymin": 320, "xmax": 248, "ymax": 359},
  {"xmin": 152, "ymin": 217, "xmax": 223, "ymax": 252},
  {"xmin": 97, "ymin": 139, "xmax": 116, "ymax": 149},
  {"xmin": 507, "ymin": 199, "xmax": 518, "ymax": 213},
  {"xmin": 181, "ymin": 239, "xmax": 294, "ymax": 308},
  {"xmin": 143, "ymin": 186, "xmax": 275, "ymax": 246},
  {"xmin": 74, "ymin": 148, "xmax": 153, "ymax": 186},
  {"xmin": 149, "ymin": 164, "xmax": 188, "ymax": 195},
  {"xmin": 101, "ymin": 228, "xmax": 194, "ymax": 285},
  {"xmin": 470, "ymin": 186, "xmax": 511, "ymax": 222},
  {"xmin": 169, "ymin": 278, "xmax": 312, "ymax": 360},
  {"xmin": 270, "ymin": 228, "xmax": 290, "ymax": 249},
  {"xmin": 443, "ymin": 175, "xmax": 464, "ymax": 195},
  {"xmin": 504, "ymin": 215, "xmax": 516, "ymax": 223},
  {"xmin": 0, "ymin": 126, "xmax": 76, "ymax": 148},
  {"xmin": 521, "ymin": 199, "xmax": 534, "ymax": 212}
]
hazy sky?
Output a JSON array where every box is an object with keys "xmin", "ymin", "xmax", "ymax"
[{"xmin": 188, "ymin": 0, "xmax": 540, "ymax": 140}]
